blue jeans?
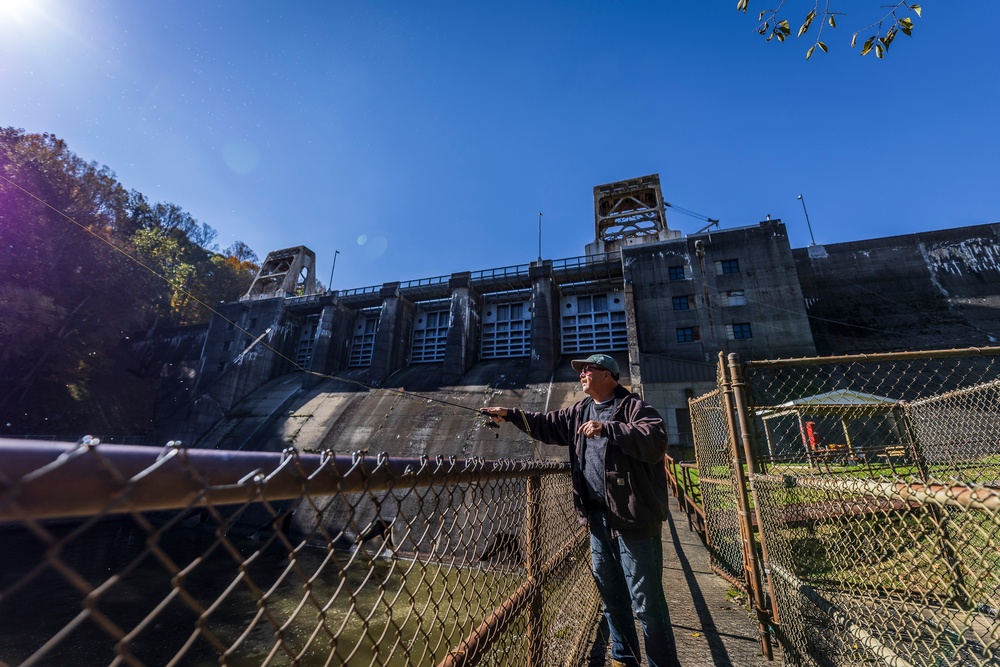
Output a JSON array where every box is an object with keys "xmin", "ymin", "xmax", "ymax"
[{"xmin": 589, "ymin": 510, "xmax": 679, "ymax": 667}]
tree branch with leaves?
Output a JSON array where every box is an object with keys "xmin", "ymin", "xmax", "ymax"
[{"xmin": 737, "ymin": 0, "xmax": 922, "ymax": 59}]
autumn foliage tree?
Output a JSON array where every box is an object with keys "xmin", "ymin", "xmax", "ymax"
[{"xmin": 0, "ymin": 128, "xmax": 259, "ymax": 434}]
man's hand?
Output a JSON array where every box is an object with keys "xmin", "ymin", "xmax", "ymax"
[
  {"xmin": 577, "ymin": 420, "xmax": 603, "ymax": 438},
  {"xmin": 480, "ymin": 407, "xmax": 509, "ymax": 424}
]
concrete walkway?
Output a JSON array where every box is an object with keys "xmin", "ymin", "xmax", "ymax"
[{"xmin": 586, "ymin": 502, "xmax": 780, "ymax": 666}]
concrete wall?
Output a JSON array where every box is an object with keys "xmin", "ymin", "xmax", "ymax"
[
  {"xmin": 307, "ymin": 301, "xmax": 356, "ymax": 380},
  {"xmin": 623, "ymin": 220, "xmax": 816, "ymax": 363},
  {"xmin": 642, "ymin": 379, "xmax": 716, "ymax": 449},
  {"xmin": 163, "ymin": 298, "xmax": 297, "ymax": 442},
  {"xmin": 794, "ymin": 223, "xmax": 1000, "ymax": 354},
  {"xmin": 195, "ymin": 298, "xmax": 299, "ymax": 408},
  {"xmin": 123, "ymin": 324, "xmax": 208, "ymax": 426}
]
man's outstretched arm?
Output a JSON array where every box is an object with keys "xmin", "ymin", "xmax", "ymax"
[{"xmin": 480, "ymin": 406, "xmax": 576, "ymax": 447}]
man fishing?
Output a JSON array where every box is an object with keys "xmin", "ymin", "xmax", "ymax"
[{"xmin": 482, "ymin": 353, "xmax": 679, "ymax": 667}]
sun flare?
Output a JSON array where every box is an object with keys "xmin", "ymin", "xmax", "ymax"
[{"xmin": 0, "ymin": 0, "xmax": 36, "ymax": 21}]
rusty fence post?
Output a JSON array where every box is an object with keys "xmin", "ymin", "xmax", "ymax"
[
  {"xmin": 525, "ymin": 473, "xmax": 543, "ymax": 666},
  {"xmin": 722, "ymin": 353, "xmax": 774, "ymax": 660}
]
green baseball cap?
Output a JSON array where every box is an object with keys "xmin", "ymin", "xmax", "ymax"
[{"xmin": 571, "ymin": 353, "xmax": 620, "ymax": 379}]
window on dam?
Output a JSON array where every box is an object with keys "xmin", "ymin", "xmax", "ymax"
[
  {"xmin": 561, "ymin": 292, "xmax": 627, "ymax": 355},
  {"xmin": 348, "ymin": 311, "xmax": 379, "ymax": 367},
  {"xmin": 295, "ymin": 314, "xmax": 320, "ymax": 368},
  {"xmin": 411, "ymin": 307, "xmax": 450, "ymax": 363},
  {"xmin": 482, "ymin": 299, "xmax": 531, "ymax": 359}
]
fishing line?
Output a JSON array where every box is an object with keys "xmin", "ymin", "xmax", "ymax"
[{"xmin": 0, "ymin": 172, "xmax": 504, "ymax": 427}]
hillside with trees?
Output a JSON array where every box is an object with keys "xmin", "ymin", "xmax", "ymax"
[{"xmin": 0, "ymin": 128, "xmax": 259, "ymax": 437}]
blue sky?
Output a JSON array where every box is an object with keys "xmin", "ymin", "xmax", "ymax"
[{"xmin": 2, "ymin": 1, "xmax": 998, "ymax": 292}]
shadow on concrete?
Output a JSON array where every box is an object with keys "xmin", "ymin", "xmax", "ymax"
[
  {"xmin": 664, "ymin": 507, "xmax": 736, "ymax": 666},
  {"xmin": 586, "ymin": 617, "xmax": 611, "ymax": 667}
]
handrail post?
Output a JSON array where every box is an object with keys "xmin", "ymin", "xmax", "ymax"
[
  {"xmin": 525, "ymin": 473, "xmax": 543, "ymax": 666},
  {"xmin": 681, "ymin": 465, "xmax": 697, "ymax": 534},
  {"xmin": 722, "ymin": 353, "xmax": 774, "ymax": 660}
]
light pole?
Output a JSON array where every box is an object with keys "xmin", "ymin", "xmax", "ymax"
[
  {"xmin": 797, "ymin": 194, "xmax": 817, "ymax": 246},
  {"xmin": 537, "ymin": 212, "xmax": 543, "ymax": 262},
  {"xmin": 328, "ymin": 249, "xmax": 340, "ymax": 293}
]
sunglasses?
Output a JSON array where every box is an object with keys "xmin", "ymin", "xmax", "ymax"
[{"xmin": 580, "ymin": 365, "xmax": 608, "ymax": 375}]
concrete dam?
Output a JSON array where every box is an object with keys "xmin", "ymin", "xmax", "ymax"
[
  {"xmin": 152, "ymin": 172, "xmax": 1000, "ymax": 466},
  {"xmin": 189, "ymin": 356, "xmax": 598, "ymax": 462}
]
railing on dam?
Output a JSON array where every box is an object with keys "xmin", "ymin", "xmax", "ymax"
[
  {"xmin": 0, "ymin": 442, "xmax": 599, "ymax": 667},
  {"xmin": 328, "ymin": 252, "xmax": 626, "ymax": 309},
  {"xmin": 689, "ymin": 347, "xmax": 1000, "ymax": 667}
]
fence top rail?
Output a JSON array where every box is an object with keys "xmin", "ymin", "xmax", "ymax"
[
  {"xmin": 754, "ymin": 472, "xmax": 1000, "ymax": 512},
  {"xmin": 907, "ymin": 376, "xmax": 1000, "ymax": 407},
  {"xmin": 737, "ymin": 345, "xmax": 1000, "ymax": 368},
  {"xmin": 0, "ymin": 440, "xmax": 570, "ymax": 522},
  {"xmin": 688, "ymin": 387, "xmax": 721, "ymax": 407}
]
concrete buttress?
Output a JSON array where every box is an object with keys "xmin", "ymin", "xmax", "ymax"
[
  {"xmin": 370, "ymin": 282, "xmax": 416, "ymax": 385},
  {"xmin": 443, "ymin": 272, "xmax": 483, "ymax": 384},
  {"xmin": 528, "ymin": 261, "xmax": 560, "ymax": 383}
]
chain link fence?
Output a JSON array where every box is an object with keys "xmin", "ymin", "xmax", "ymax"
[
  {"xmin": 0, "ymin": 440, "xmax": 599, "ymax": 667},
  {"xmin": 722, "ymin": 348, "xmax": 1000, "ymax": 667},
  {"xmin": 688, "ymin": 358, "xmax": 775, "ymax": 659},
  {"xmin": 688, "ymin": 378, "xmax": 747, "ymax": 593}
]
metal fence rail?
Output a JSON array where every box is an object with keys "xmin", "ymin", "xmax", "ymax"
[
  {"xmin": 708, "ymin": 347, "xmax": 1000, "ymax": 667},
  {"xmin": 0, "ymin": 440, "xmax": 599, "ymax": 667}
]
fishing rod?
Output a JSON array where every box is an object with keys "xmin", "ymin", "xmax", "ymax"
[{"xmin": 362, "ymin": 381, "xmax": 501, "ymax": 432}]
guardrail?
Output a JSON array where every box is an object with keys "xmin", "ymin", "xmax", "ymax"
[{"xmin": 663, "ymin": 455, "xmax": 705, "ymax": 536}]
